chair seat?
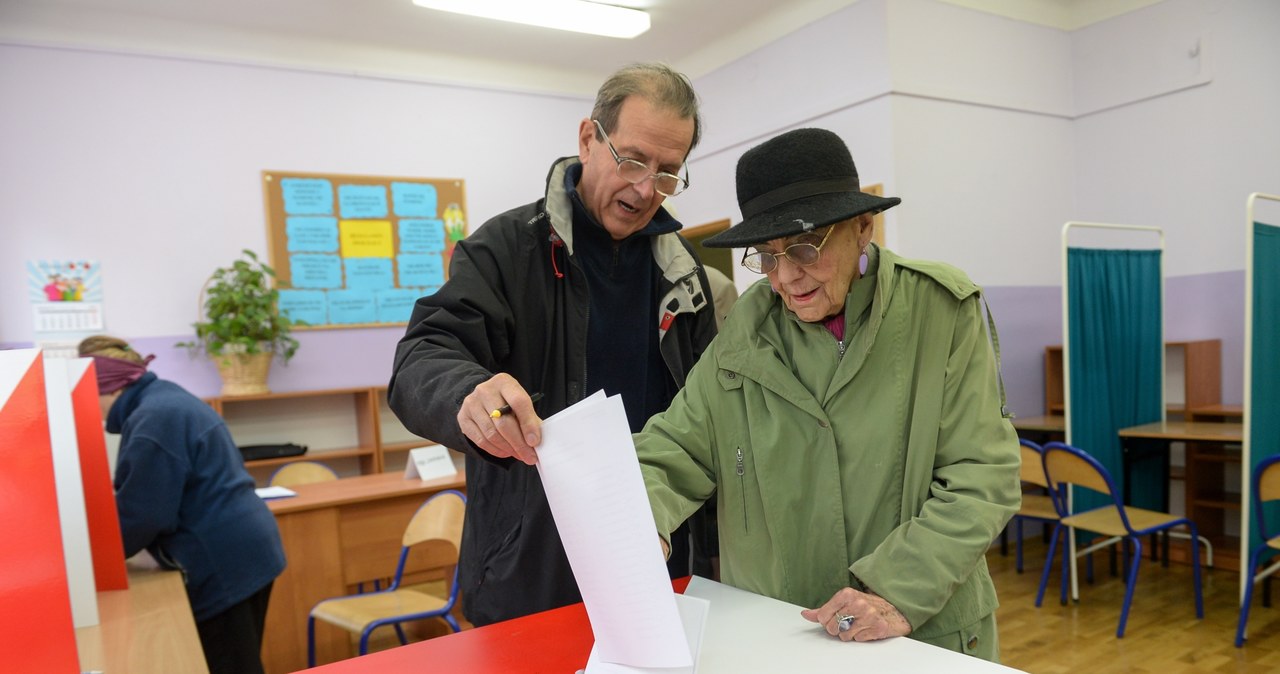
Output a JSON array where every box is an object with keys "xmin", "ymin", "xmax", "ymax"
[
  {"xmin": 1019, "ymin": 494, "xmax": 1058, "ymax": 521},
  {"xmin": 1063, "ymin": 505, "xmax": 1186, "ymax": 537},
  {"xmin": 313, "ymin": 588, "xmax": 451, "ymax": 633}
]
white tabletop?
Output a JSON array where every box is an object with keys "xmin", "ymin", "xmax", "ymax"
[{"xmin": 683, "ymin": 577, "xmax": 1025, "ymax": 673}]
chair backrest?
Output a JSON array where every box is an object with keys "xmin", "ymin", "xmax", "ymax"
[
  {"xmin": 269, "ymin": 461, "xmax": 339, "ymax": 487},
  {"xmin": 1253, "ymin": 453, "xmax": 1280, "ymax": 540},
  {"xmin": 403, "ymin": 489, "xmax": 466, "ymax": 551},
  {"xmin": 1040, "ymin": 442, "xmax": 1136, "ymax": 532},
  {"xmin": 388, "ymin": 489, "xmax": 466, "ymax": 589},
  {"xmin": 1042, "ymin": 442, "xmax": 1114, "ymax": 497},
  {"xmin": 1019, "ymin": 439, "xmax": 1049, "ymax": 488}
]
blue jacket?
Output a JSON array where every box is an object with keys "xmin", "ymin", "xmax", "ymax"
[{"xmin": 108, "ymin": 372, "xmax": 286, "ymax": 621}]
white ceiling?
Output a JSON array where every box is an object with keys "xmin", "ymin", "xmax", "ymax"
[{"xmin": 0, "ymin": 0, "xmax": 1165, "ymax": 96}]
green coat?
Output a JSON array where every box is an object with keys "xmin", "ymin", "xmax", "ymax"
[{"xmin": 636, "ymin": 245, "xmax": 1021, "ymax": 656}]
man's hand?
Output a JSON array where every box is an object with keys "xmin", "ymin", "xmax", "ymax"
[
  {"xmin": 800, "ymin": 586, "xmax": 912, "ymax": 642},
  {"xmin": 456, "ymin": 373, "xmax": 542, "ymax": 465}
]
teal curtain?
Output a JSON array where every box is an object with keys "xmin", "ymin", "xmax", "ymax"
[
  {"xmin": 1251, "ymin": 222, "xmax": 1280, "ymax": 551},
  {"xmin": 1067, "ymin": 247, "xmax": 1164, "ymax": 512}
]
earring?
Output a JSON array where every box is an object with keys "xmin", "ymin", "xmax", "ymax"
[{"xmin": 858, "ymin": 249, "xmax": 869, "ymax": 276}]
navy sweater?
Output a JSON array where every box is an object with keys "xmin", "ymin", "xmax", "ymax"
[{"xmin": 108, "ymin": 373, "xmax": 285, "ymax": 621}]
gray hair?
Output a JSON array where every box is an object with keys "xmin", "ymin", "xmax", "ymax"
[{"xmin": 591, "ymin": 62, "xmax": 701, "ymax": 155}]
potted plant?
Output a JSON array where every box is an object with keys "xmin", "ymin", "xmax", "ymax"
[{"xmin": 178, "ymin": 249, "xmax": 304, "ymax": 396}]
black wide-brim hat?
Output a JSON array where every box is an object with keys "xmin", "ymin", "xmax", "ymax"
[{"xmin": 704, "ymin": 128, "xmax": 901, "ymax": 248}]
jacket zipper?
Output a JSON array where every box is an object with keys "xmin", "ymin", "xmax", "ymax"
[
  {"xmin": 736, "ymin": 446, "xmax": 748, "ymax": 533},
  {"xmin": 837, "ymin": 339, "xmax": 846, "ymax": 360}
]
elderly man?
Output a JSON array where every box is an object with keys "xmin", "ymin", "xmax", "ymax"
[{"xmin": 389, "ymin": 63, "xmax": 718, "ymax": 626}]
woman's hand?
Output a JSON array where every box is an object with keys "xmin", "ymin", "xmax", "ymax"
[{"xmin": 800, "ymin": 586, "xmax": 912, "ymax": 642}]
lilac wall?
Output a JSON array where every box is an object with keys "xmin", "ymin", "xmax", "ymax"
[
  {"xmin": 9, "ymin": 269, "xmax": 1242, "ymax": 410},
  {"xmin": 130, "ymin": 327, "xmax": 405, "ymax": 400}
]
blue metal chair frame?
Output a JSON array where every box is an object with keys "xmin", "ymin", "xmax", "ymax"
[
  {"xmin": 1235, "ymin": 453, "xmax": 1280, "ymax": 647},
  {"xmin": 1035, "ymin": 442, "xmax": 1204, "ymax": 637},
  {"xmin": 307, "ymin": 489, "xmax": 466, "ymax": 666},
  {"xmin": 1009, "ymin": 439, "xmax": 1060, "ymax": 573}
]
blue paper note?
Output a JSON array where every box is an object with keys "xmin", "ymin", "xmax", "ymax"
[
  {"xmin": 398, "ymin": 219, "xmax": 447, "ymax": 253},
  {"xmin": 286, "ymin": 216, "xmax": 340, "ymax": 253},
  {"xmin": 277, "ymin": 289, "xmax": 328, "ymax": 325},
  {"xmin": 281, "ymin": 178, "xmax": 334, "ymax": 215},
  {"xmin": 397, "ymin": 254, "xmax": 445, "ymax": 288},
  {"xmin": 345, "ymin": 257, "xmax": 394, "ymax": 291},
  {"xmin": 392, "ymin": 182, "xmax": 438, "ymax": 218},
  {"xmin": 327, "ymin": 289, "xmax": 378, "ymax": 325},
  {"xmin": 376, "ymin": 288, "xmax": 421, "ymax": 324},
  {"xmin": 289, "ymin": 254, "xmax": 343, "ymax": 289},
  {"xmin": 338, "ymin": 184, "xmax": 388, "ymax": 218}
]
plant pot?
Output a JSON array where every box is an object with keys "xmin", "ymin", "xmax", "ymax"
[{"xmin": 215, "ymin": 351, "xmax": 273, "ymax": 396}]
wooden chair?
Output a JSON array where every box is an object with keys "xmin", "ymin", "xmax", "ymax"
[
  {"xmin": 1011, "ymin": 439, "xmax": 1059, "ymax": 573},
  {"xmin": 1035, "ymin": 442, "xmax": 1204, "ymax": 637},
  {"xmin": 307, "ymin": 489, "xmax": 466, "ymax": 666},
  {"xmin": 269, "ymin": 460, "xmax": 338, "ymax": 487},
  {"xmin": 1235, "ymin": 453, "xmax": 1280, "ymax": 647}
]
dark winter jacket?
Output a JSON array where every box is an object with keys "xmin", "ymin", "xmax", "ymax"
[
  {"xmin": 389, "ymin": 156, "xmax": 717, "ymax": 625},
  {"xmin": 108, "ymin": 372, "xmax": 285, "ymax": 622}
]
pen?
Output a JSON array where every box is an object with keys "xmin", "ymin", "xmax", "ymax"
[{"xmin": 491, "ymin": 392, "xmax": 542, "ymax": 419}]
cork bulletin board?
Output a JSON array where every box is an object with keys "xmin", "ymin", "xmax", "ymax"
[{"xmin": 262, "ymin": 171, "xmax": 468, "ymax": 329}]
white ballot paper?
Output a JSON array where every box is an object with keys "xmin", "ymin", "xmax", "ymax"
[{"xmin": 537, "ymin": 391, "xmax": 702, "ymax": 671}]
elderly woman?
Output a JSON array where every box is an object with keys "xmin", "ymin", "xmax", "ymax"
[
  {"xmin": 635, "ymin": 128, "xmax": 1021, "ymax": 661},
  {"xmin": 80, "ymin": 335, "xmax": 285, "ymax": 674}
]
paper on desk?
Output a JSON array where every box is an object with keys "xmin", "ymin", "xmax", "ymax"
[
  {"xmin": 254, "ymin": 486, "xmax": 296, "ymax": 499},
  {"xmin": 536, "ymin": 391, "xmax": 693, "ymax": 669}
]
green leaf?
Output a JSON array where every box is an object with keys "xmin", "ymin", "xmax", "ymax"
[{"xmin": 175, "ymin": 249, "xmax": 304, "ymax": 365}]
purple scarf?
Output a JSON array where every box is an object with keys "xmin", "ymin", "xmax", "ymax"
[{"xmin": 92, "ymin": 354, "xmax": 154, "ymax": 394}]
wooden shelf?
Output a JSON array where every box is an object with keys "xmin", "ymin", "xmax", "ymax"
[
  {"xmin": 1043, "ymin": 340, "xmax": 1222, "ymax": 418},
  {"xmin": 1190, "ymin": 491, "xmax": 1242, "ymax": 510},
  {"xmin": 244, "ymin": 447, "xmax": 374, "ymax": 469},
  {"xmin": 207, "ymin": 386, "xmax": 438, "ymax": 481},
  {"xmin": 381, "ymin": 440, "xmax": 431, "ymax": 454}
]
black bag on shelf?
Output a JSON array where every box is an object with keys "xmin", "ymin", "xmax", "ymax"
[{"xmin": 239, "ymin": 443, "xmax": 308, "ymax": 461}]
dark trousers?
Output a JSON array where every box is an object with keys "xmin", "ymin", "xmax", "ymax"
[
  {"xmin": 195, "ymin": 581, "xmax": 273, "ymax": 674},
  {"xmin": 666, "ymin": 499, "xmax": 719, "ymax": 580}
]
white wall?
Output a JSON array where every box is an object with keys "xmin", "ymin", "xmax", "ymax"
[
  {"xmin": 3, "ymin": 0, "xmax": 1276, "ymax": 405},
  {"xmin": 0, "ymin": 44, "xmax": 588, "ymax": 344},
  {"xmin": 675, "ymin": 0, "xmax": 895, "ymax": 249},
  {"xmin": 1074, "ymin": 0, "xmax": 1280, "ymax": 277}
]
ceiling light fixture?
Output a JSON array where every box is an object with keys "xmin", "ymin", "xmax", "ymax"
[{"xmin": 412, "ymin": 0, "xmax": 650, "ymax": 39}]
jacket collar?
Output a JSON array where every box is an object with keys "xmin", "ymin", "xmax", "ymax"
[
  {"xmin": 542, "ymin": 156, "xmax": 680, "ymax": 255},
  {"xmin": 541, "ymin": 155, "xmax": 709, "ymax": 317},
  {"xmin": 106, "ymin": 371, "xmax": 158, "ymax": 433}
]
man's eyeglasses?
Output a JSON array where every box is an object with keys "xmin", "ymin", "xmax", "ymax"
[
  {"xmin": 592, "ymin": 119, "xmax": 690, "ymax": 197},
  {"xmin": 740, "ymin": 224, "xmax": 839, "ymax": 274}
]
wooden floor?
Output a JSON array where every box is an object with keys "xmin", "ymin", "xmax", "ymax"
[{"xmin": 993, "ymin": 535, "xmax": 1280, "ymax": 673}]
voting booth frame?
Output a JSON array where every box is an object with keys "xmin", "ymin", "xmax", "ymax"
[{"xmin": 0, "ymin": 349, "xmax": 129, "ymax": 673}]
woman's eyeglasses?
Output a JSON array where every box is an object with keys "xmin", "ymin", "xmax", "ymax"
[{"xmin": 740, "ymin": 224, "xmax": 838, "ymax": 274}]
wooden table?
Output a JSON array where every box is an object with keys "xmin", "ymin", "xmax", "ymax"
[
  {"xmin": 1117, "ymin": 420, "xmax": 1244, "ymax": 570},
  {"xmin": 264, "ymin": 470, "xmax": 467, "ymax": 674},
  {"xmin": 1011, "ymin": 414, "xmax": 1065, "ymax": 446},
  {"xmin": 76, "ymin": 559, "xmax": 209, "ymax": 673},
  {"xmin": 1187, "ymin": 403, "xmax": 1244, "ymax": 422}
]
